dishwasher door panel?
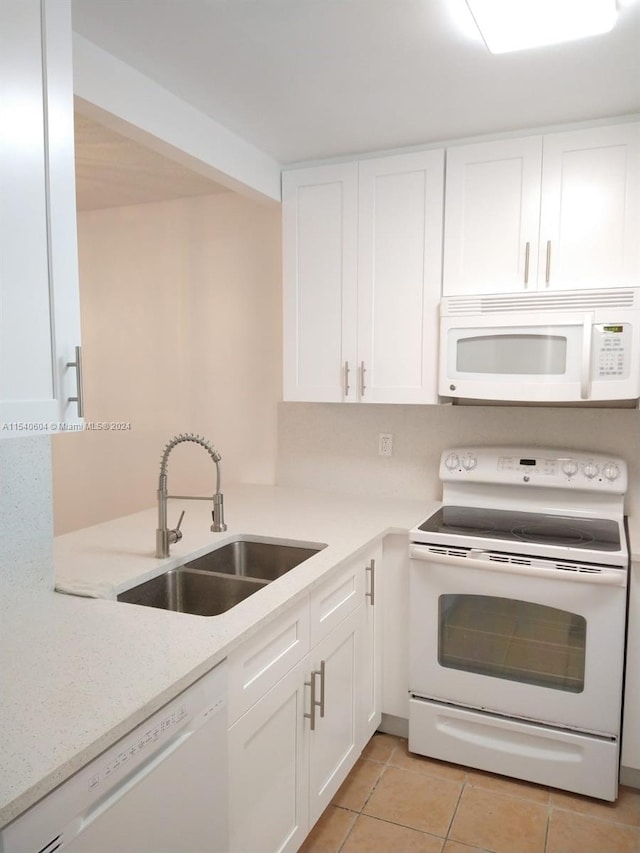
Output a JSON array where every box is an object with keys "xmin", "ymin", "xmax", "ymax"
[
  {"xmin": 0, "ymin": 664, "xmax": 228, "ymax": 853},
  {"xmin": 61, "ymin": 713, "xmax": 227, "ymax": 853}
]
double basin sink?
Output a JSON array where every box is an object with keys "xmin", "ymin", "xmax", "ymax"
[{"xmin": 117, "ymin": 538, "xmax": 325, "ymax": 617}]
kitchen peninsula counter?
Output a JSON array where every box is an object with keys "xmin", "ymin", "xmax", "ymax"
[{"xmin": 0, "ymin": 484, "xmax": 431, "ymax": 829}]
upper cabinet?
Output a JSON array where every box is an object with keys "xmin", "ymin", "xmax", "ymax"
[
  {"xmin": 282, "ymin": 150, "xmax": 444, "ymax": 404},
  {"xmin": 443, "ymin": 122, "xmax": 640, "ymax": 296},
  {"xmin": 0, "ymin": 0, "xmax": 83, "ymax": 435}
]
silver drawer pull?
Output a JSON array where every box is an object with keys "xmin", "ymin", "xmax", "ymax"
[
  {"xmin": 360, "ymin": 361, "xmax": 366, "ymax": 397},
  {"xmin": 524, "ymin": 242, "xmax": 530, "ymax": 285},
  {"xmin": 344, "ymin": 361, "xmax": 350, "ymax": 397},
  {"xmin": 66, "ymin": 345, "xmax": 84, "ymax": 417}
]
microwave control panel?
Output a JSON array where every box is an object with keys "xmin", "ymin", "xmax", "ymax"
[{"xmin": 593, "ymin": 324, "xmax": 631, "ymax": 379}]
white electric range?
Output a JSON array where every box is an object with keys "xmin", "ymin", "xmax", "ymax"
[{"xmin": 408, "ymin": 446, "xmax": 629, "ymax": 801}]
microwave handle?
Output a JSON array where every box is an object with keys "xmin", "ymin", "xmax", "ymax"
[{"xmin": 580, "ymin": 314, "xmax": 594, "ymax": 400}]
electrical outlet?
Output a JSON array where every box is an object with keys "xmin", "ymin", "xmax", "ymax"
[{"xmin": 379, "ymin": 433, "xmax": 393, "ymax": 457}]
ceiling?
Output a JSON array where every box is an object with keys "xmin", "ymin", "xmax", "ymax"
[
  {"xmin": 71, "ymin": 0, "xmax": 640, "ymax": 165},
  {"xmin": 74, "ymin": 112, "xmax": 227, "ymax": 210}
]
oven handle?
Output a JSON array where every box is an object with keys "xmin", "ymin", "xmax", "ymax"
[{"xmin": 409, "ymin": 545, "xmax": 626, "ymax": 587}]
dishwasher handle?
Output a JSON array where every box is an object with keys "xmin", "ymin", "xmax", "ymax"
[{"xmin": 409, "ymin": 544, "xmax": 626, "ymax": 587}]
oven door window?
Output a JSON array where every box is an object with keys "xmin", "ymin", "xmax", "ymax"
[{"xmin": 438, "ymin": 595, "xmax": 586, "ymax": 693}]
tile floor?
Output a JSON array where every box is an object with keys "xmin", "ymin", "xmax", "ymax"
[{"xmin": 300, "ymin": 734, "xmax": 640, "ymax": 853}]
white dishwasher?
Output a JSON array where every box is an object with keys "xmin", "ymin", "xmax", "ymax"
[{"xmin": 1, "ymin": 662, "xmax": 228, "ymax": 853}]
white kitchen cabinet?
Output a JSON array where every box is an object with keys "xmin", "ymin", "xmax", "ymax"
[
  {"xmin": 227, "ymin": 546, "xmax": 381, "ymax": 852},
  {"xmin": 443, "ymin": 136, "xmax": 542, "ymax": 295},
  {"xmin": 282, "ymin": 151, "xmax": 444, "ymax": 404},
  {"xmin": 361, "ymin": 549, "xmax": 383, "ymax": 743},
  {"xmin": 539, "ymin": 123, "xmax": 640, "ymax": 291},
  {"xmin": 308, "ymin": 605, "xmax": 362, "ymax": 825},
  {"xmin": 228, "ymin": 659, "xmax": 310, "ymax": 853},
  {"xmin": 0, "ymin": 0, "xmax": 83, "ymax": 434},
  {"xmin": 282, "ymin": 163, "xmax": 358, "ymax": 403},
  {"xmin": 443, "ymin": 122, "xmax": 640, "ymax": 296}
]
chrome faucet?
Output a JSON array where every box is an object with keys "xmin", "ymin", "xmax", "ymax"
[{"xmin": 156, "ymin": 433, "xmax": 227, "ymax": 558}]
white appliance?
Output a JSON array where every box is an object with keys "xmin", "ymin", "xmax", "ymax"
[
  {"xmin": 0, "ymin": 662, "xmax": 228, "ymax": 853},
  {"xmin": 409, "ymin": 447, "xmax": 629, "ymax": 801},
  {"xmin": 439, "ymin": 288, "xmax": 640, "ymax": 403}
]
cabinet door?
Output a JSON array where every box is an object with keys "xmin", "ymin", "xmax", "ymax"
[
  {"xmin": 361, "ymin": 546, "xmax": 383, "ymax": 744},
  {"xmin": 308, "ymin": 607, "xmax": 362, "ymax": 826},
  {"xmin": 539, "ymin": 123, "xmax": 640, "ymax": 291},
  {"xmin": 228, "ymin": 659, "xmax": 309, "ymax": 853},
  {"xmin": 282, "ymin": 163, "xmax": 358, "ymax": 402},
  {"xmin": 0, "ymin": 0, "xmax": 82, "ymax": 433},
  {"xmin": 443, "ymin": 137, "xmax": 542, "ymax": 296},
  {"xmin": 357, "ymin": 151, "xmax": 444, "ymax": 403}
]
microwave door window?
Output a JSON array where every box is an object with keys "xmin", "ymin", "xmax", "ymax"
[{"xmin": 455, "ymin": 334, "xmax": 568, "ymax": 376}]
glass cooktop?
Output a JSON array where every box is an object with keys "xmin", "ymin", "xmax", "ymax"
[{"xmin": 418, "ymin": 506, "xmax": 621, "ymax": 552}]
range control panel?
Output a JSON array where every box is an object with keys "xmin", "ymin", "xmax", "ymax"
[{"xmin": 440, "ymin": 446, "xmax": 627, "ymax": 493}]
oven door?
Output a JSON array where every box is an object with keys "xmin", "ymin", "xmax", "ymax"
[{"xmin": 409, "ymin": 545, "xmax": 627, "ymax": 735}]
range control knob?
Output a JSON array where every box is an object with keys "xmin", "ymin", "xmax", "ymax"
[
  {"xmin": 444, "ymin": 452, "xmax": 460, "ymax": 471},
  {"xmin": 462, "ymin": 455, "xmax": 477, "ymax": 471},
  {"xmin": 603, "ymin": 462, "xmax": 621, "ymax": 482},
  {"xmin": 561, "ymin": 459, "xmax": 579, "ymax": 478},
  {"xmin": 582, "ymin": 462, "xmax": 599, "ymax": 479}
]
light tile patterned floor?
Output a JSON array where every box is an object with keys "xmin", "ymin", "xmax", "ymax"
[{"xmin": 299, "ymin": 734, "xmax": 640, "ymax": 853}]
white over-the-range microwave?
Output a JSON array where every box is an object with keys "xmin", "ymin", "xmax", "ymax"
[{"xmin": 439, "ymin": 288, "xmax": 640, "ymax": 404}]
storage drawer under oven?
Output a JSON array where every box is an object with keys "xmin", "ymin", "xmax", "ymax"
[{"xmin": 408, "ymin": 697, "xmax": 619, "ymax": 801}]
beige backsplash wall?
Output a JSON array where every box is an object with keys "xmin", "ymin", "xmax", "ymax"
[
  {"xmin": 53, "ymin": 192, "xmax": 281, "ymax": 534},
  {"xmin": 277, "ymin": 402, "xmax": 640, "ymax": 530},
  {"xmin": 52, "ymin": 186, "xmax": 640, "ymax": 537}
]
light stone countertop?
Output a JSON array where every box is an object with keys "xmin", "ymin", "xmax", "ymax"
[{"xmin": 0, "ymin": 484, "xmax": 433, "ymax": 829}]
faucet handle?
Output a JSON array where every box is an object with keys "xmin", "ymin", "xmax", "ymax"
[{"xmin": 170, "ymin": 510, "xmax": 185, "ymax": 544}]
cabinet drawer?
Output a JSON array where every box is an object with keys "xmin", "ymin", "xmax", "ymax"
[
  {"xmin": 228, "ymin": 599, "xmax": 310, "ymax": 724},
  {"xmin": 310, "ymin": 555, "xmax": 367, "ymax": 647}
]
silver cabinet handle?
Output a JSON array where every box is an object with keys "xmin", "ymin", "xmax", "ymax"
[
  {"xmin": 524, "ymin": 242, "xmax": 530, "ymax": 286},
  {"xmin": 318, "ymin": 660, "xmax": 326, "ymax": 718},
  {"xmin": 545, "ymin": 240, "xmax": 551, "ymax": 285},
  {"xmin": 344, "ymin": 361, "xmax": 350, "ymax": 398},
  {"xmin": 304, "ymin": 667, "xmax": 323, "ymax": 730},
  {"xmin": 365, "ymin": 558, "xmax": 375, "ymax": 606},
  {"xmin": 360, "ymin": 361, "xmax": 366, "ymax": 397},
  {"xmin": 304, "ymin": 670, "xmax": 317, "ymax": 730},
  {"xmin": 66, "ymin": 345, "xmax": 84, "ymax": 417}
]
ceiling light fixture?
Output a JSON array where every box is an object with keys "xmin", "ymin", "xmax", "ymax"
[{"xmin": 465, "ymin": 0, "xmax": 618, "ymax": 53}]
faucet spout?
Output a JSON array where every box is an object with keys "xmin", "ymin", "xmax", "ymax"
[{"xmin": 155, "ymin": 433, "xmax": 227, "ymax": 558}]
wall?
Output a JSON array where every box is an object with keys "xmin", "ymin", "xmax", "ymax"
[
  {"xmin": 277, "ymin": 402, "xmax": 640, "ymax": 523},
  {"xmin": 52, "ymin": 192, "xmax": 282, "ymax": 534},
  {"xmin": 0, "ymin": 437, "xmax": 54, "ymax": 596}
]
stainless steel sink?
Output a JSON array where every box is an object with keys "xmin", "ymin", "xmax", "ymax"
[
  {"xmin": 184, "ymin": 538, "xmax": 324, "ymax": 581},
  {"xmin": 117, "ymin": 537, "xmax": 325, "ymax": 616},
  {"xmin": 117, "ymin": 569, "xmax": 267, "ymax": 616}
]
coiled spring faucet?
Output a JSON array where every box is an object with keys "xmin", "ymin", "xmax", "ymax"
[{"xmin": 156, "ymin": 433, "xmax": 227, "ymax": 558}]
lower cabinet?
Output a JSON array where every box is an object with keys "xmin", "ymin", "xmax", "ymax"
[
  {"xmin": 308, "ymin": 607, "xmax": 362, "ymax": 826},
  {"xmin": 227, "ymin": 546, "xmax": 382, "ymax": 853},
  {"xmin": 228, "ymin": 659, "xmax": 310, "ymax": 853}
]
